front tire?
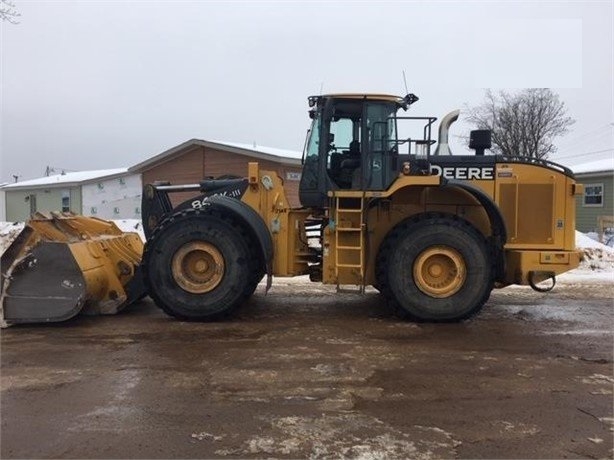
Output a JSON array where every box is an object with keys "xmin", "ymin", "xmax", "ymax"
[
  {"xmin": 143, "ymin": 211, "xmax": 255, "ymax": 321},
  {"xmin": 377, "ymin": 214, "xmax": 493, "ymax": 322}
]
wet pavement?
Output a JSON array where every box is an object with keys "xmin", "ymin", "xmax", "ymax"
[{"xmin": 1, "ymin": 277, "xmax": 613, "ymax": 459}]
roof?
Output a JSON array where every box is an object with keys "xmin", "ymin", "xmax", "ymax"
[
  {"xmin": 571, "ymin": 158, "xmax": 614, "ymax": 176},
  {"xmin": 210, "ymin": 140, "xmax": 303, "ymax": 160},
  {"xmin": 1, "ymin": 168, "xmax": 128, "ymax": 190},
  {"xmin": 129, "ymin": 139, "xmax": 302, "ymax": 173}
]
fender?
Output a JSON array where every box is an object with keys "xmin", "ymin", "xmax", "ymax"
[
  {"xmin": 202, "ymin": 195, "xmax": 274, "ymax": 292},
  {"xmin": 142, "ymin": 179, "xmax": 249, "ymax": 240},
  {"xmin": 444, "ymin": 179, "xmax": 507, "ymax": 281},
  {"xmin": 142, "ymin": 183, "xmax": 174, "ymax": 240}
]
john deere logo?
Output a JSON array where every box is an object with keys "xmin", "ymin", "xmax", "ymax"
[{"xmin": 430, "ymin": 165, "xmax": 495, "ymax": 180}]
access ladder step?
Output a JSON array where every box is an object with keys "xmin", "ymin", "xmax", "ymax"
[{"xmin": 334, "ymin": 193, "xmax": 367, "ymax": 292}]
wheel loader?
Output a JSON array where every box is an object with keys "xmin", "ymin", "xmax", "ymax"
[{"xmin": 140, "ymin": 92, "xmax": 583, "ymax": 322}]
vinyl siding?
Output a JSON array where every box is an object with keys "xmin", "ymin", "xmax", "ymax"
[{"xmin": 575, "ymin": 173, "xmax": 613, "ymax": 232}]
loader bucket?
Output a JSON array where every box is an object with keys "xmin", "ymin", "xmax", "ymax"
[{"xmin": 1, "ymin": 212, "xmax": 145, "ymax": 326}]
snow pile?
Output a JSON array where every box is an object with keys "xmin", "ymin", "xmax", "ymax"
[
  {"xmin": 113, "ymin": 219, "xmax": 146, "ymax": 242},
  {"xmin": 576, "ymin": 231, "xmax": 613, "ymax": 250},
  {"xmin": 576, "ymin": 231, "xmax": 614, "ymax": 272},
  {"xmin": 0, "ymin": 222, "xmax": 25, "ymax": 254}
]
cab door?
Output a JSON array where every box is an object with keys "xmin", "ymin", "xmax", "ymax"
[{"xmin": 360, "ymin": 102, "xmax": 399, "ymax": 191}]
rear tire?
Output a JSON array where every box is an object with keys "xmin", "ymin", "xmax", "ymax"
[
  {"xmin": 376, "ymin": 214, "xmax": 493, "ymax": 322},
  {"xmin": 143, "ymin": 211, "xmax": 255, "ymax": 321}
]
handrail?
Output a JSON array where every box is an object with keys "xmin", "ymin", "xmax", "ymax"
[{"xmin": 496, "ymin": 155, "xmax": 574, "ymax": 176}]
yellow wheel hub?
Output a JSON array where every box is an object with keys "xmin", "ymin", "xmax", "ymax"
[
  {"xmin": 171, "ymin": 242, "xmax": 225, "ymax": 294},
  {"xmin": 413, "ymin": 246, "xmax": 466, "ymax": 298}
]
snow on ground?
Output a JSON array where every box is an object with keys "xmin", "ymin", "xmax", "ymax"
[
  {"xmin": 1, "ymin": 220, "xmax": 613, "ymax": 281},
  {"xmin": 557, "ymin": 270, "xmax": 614, "ymax": 284}
]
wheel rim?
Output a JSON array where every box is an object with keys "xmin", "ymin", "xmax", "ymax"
[
  {"xmin": 171, "ymin": 242, "xmax": 225, "ymax": 294},
  {"xmin": 413, "ymin": 245, "xmax": 466, "ymax": 298}
]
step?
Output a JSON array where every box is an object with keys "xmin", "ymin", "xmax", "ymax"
[{"xmin": 337, "ymin": 209, "xmax": 363, "ymax": 213}]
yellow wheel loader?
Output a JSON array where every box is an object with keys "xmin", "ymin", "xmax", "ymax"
[
  {"xmin": 1, "ymin": 212, "xmax": 145, "ymax": 326},
  {"xmin": 139, "ymin": 92, "xmax": 582, "ymax": 322}
]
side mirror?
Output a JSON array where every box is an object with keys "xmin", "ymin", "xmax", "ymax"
[{"xmin": 469, "ymin": 130, "xmax": 492, "ymax": 156}]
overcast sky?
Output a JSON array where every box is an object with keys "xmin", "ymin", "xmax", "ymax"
[{"xmin": 1, "ymin": 1, "xmax": 612, "ymax": 183}]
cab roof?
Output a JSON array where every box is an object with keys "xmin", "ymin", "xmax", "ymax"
[
  {"xmin": 308, "ymin": 93, "xmax": 418, "ymax": 109},
  {"xmin": 322, "ymin": 93, "xmax": 405, "ymax": 102}
]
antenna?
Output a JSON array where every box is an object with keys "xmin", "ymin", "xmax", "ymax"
[
  {"xmin": 402, "ymin": 70, "xmax": 409, "ymax": 95},
  {"xmin": 319, "ymin": 82, "xmax": 324, "ymax": 95},
  {"xmin": 43, "ymin": 165, "xmax": 76, "ymax": 176}
]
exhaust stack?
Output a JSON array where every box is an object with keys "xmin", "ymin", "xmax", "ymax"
[{"xmin": 433, "ymin": 109, "xmax": 460, "ymax": 156}]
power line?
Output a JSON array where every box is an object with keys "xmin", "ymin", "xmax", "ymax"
[
  {"xmin": 555, "ymin": 148, "xmax": 614, "ymax": 160},
  {"xmin": 559, "ymin": 123, "xmax": 613, "ymax": 148},
  {"xmin": 557, "ymin": 130, "xmax": 613, "ymax": 155}
]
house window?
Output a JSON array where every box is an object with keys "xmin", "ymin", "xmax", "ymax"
[
  {"xmin": 61, "ymin": 190, "xmax": 70, "ymax": 212},
  {"xmin": 583, "ymin": 183, "xmax": 604, "ymax": 207}
]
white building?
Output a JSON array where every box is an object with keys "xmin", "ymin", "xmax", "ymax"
[{"xmin": 1, "ymin": 169, "xmax": 142, "ymax": 221}]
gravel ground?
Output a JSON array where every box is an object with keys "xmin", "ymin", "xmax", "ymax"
[{"xmin": 1, "ymin": 275, "xmax": 613, "ymax": 459}]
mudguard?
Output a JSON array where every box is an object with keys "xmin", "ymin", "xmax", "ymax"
[{"xmin": 198, "ymin": 195, "xmax": 274, "ymax": 291}]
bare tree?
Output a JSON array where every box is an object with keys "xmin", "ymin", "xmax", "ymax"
[
  {"xmin": 466, "ymin": 89, "xmax": 574, "ymax": 159},
  {"xmin": 1, "ymin": 0, "xmax": 20, "ymax": 24}
]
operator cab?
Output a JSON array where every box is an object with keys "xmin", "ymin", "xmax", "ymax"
[{"xmin": 299, "ymin": 93, "xmax": 419, "ymax": 208}]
